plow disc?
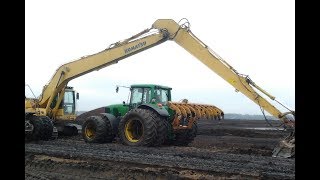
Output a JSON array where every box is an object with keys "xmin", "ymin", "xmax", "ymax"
[{"xmin": 167, "ymin": 101, "xmax": 224, "ymax": 130}]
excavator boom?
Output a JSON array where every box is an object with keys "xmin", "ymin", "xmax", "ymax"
[
  {"xmin": 153, "ymin": 19, "xmax": 294, "ymax": 126},
  {"xmin": 37, "ymin": 29, "xmax": 169, "ymax": 116}
]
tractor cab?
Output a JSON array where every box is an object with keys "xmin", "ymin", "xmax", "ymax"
[{"xmin": 129, "ymin": 84, "xmax": 172, "ymax": 108}]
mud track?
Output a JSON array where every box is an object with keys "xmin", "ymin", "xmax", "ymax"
[{"xmin": 25, "ymin": 119, "xmax": 295, "ymax": 179}]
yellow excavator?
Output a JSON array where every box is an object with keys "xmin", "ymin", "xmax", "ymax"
[{"xmin": 25, "ymin": 18, "xmax": 295, "ymax": 158}]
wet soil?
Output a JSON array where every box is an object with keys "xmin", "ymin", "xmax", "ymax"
[{"xmin": 25, "ymin": 119, "xmax": 295, "ymax": 179}]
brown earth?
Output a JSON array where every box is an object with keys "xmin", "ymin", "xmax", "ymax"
[{"xmin": 25, "ymin": 119, "xmax": 295, "ymax": 179}]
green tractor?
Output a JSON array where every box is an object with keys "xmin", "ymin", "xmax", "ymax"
[{"xmin": 81, "ymin": 84, "xmax": 223, "ymax": 146}]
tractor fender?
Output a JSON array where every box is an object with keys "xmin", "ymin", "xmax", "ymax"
[
  {"xmin": 138, "ymin": 104, "xmax": 169, "ymax": 117},
  {"xmin": 100, "ymin": 113, "xmax": 120, "ymax": 134}
]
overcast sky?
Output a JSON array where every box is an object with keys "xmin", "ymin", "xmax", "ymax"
[{"xmin": 25, "ymin": 0, "xmax": 295, "ymax": 116}]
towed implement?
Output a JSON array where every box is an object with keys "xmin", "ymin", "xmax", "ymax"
[
  {"xmin": 81, "ymin": 84, "xmax": 224, "ymax": 146},
  {"xmin": 25, "ymin": 18, "xmax": 294, "ymax": 157},
  {"xmin": 168, "ymin": 101, "xmax": 224, "ymax": 129}
]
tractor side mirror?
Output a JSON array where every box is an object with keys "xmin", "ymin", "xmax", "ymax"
[
  {"xmin": 116, "ymin": 86, "xmax": 119, "ymax": 93},
  {"xmin": 76, "ymin": 93, "xmax": 79, "ymax": 100},
  {"xmin": 122, "ymin": 101, "xmax": 125, "ymax": 105}
]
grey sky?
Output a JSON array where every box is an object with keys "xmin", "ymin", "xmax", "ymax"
[{"xmin": 25, "ymin": 0, "xmax": 295, "ymax": 115}]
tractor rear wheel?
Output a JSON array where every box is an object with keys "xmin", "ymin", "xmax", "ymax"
[
  {"xmin": 82, "ymin": 116, "xmax": 114, "ymax": 143},
  {"xmin": 118, "ymin": 108, "xmax": 157, "ymax": 146},
  {"xmin": 150, "ymin": 111, "xmax": 167, "ymax": 146}
]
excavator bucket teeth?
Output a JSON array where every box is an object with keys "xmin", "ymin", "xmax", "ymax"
[
  {"xmin": 272, "ymin": 131, "xmax": 295, "ymax": 158},
  {"xmin": 167, "ymin": 101, "xmax": 224, "ymax": 130}
]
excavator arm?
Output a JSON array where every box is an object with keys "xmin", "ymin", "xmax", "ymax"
[
  {"xmin": 153, "ymin": 19, "xmax": 295, "ymax": 128},
  {"xmin": 37, "ymin": 28, "xmax": 170, "ymax": 116},
  {"xmin": 153, "ymin": 19, "xmax": 295, "ymax": 158}
]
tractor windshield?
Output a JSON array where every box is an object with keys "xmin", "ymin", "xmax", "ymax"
[
  {"xmin": 155, "ymin": 88, "xmax": 169, "ymax": 105},
  {"xmin": 130, "ymin": 88, "xmax": 152, "ymax": 105}
]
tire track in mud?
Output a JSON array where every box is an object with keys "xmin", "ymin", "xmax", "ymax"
[
  {"xmin": 25, "ymin": 120, "xmax": 294, "ymax": 179},
  {"xmin": 25, "ymin": 154, "xmax": 233, "ymax": 180},
  {"xmin": 25, "ymin": 138, "xmax": 295, "ymax": 179}
]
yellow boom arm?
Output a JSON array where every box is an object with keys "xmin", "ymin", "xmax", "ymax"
[
  {"xmin": 37, "ymin": 29, "xmax": 169, "ymax": 115},
  {"xmin": 153, "ymin": 19, "xmax": 294, "ymax": 127}
]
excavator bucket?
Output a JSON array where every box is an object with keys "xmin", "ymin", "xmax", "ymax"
[
  {"xmin": 272, "ymin": 113, "xmax": 295, "ymax": 158},
  {"xmin": 167, "ymin": 101, "xmax": 224, "ymax": 130},
  {"xmin": 272, "ymin": 130, "xmax": 295, "ymax": 158}
]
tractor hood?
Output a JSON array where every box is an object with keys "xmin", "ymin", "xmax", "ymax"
[{"xmin": 105, "ymin": 104, "xmax": 129, "ymax": 117}]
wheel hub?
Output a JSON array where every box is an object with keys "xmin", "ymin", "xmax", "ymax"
[{"xmin": 125, "ymin": 119, "xmax": 143, "ymax": 142}]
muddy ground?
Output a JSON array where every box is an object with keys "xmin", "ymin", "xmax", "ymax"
[{"xmin": 25, "ymin": 119, "xmax": 295, "ymax": 179}]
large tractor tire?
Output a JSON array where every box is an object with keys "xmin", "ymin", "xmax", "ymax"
[
  {"xmin": 150, "ymin": 111, "xmax": 167, "ymax": 146},
  {"xmin": 173, "ymin": 122, "xmax": 198, "ymax": 146},
  {"xmin": 82, "ymin": 116, "xmax": 115, "ymax": 143},
  {"xmin": 162, "ymin": 120, "xmax": 173, "ymax": 145},
  {"xmin": 118, "ymin": 108, "xmax": 157, "ymax": 146}
]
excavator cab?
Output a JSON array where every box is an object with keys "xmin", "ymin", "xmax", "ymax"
[
  {"xmin": 62, "ymin": 89, "xmax": 77, "ymax": 115},
  {"xmin": 49, "ymin": 87, "xmax": 80, "ymax": 136},
  {"xmin": 50, "ymin": 86, "xmax": 79, "ymax": 120}
]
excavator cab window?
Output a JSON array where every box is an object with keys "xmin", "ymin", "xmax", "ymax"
[
  {"xmin": 63, "ymin": 91, "xmax": 76, "ymax": 115},
  {"xmin": 142, "ymin": 88, "xmax": 151, "ymax": 103}
]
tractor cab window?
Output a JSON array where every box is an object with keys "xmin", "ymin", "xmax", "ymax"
[
  {"xmin": 155, "ymin": 89, "xmax": 169, "ymax": 105},
  {"xmin": 142, "ymin": 88, "xmax": 151, "ymax": 103},
  {"xmin": 64, "ymin": 91, "xmax": 75, "ymax": 115},
  {"xmin": 130, "ymin": 88, "xmax": 151, "ymax": 106}
]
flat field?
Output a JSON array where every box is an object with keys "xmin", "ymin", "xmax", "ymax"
[{"xmin": 25, "ymin": 119, "xmax": 294, "ymax": 179}]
